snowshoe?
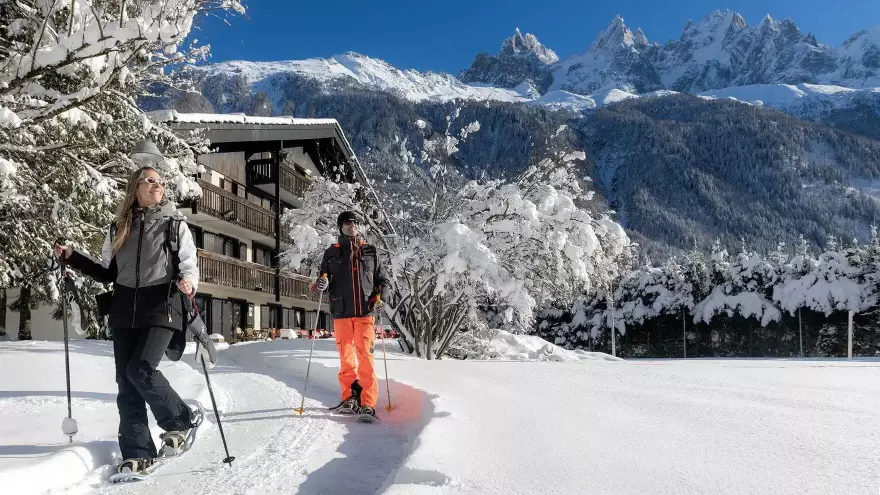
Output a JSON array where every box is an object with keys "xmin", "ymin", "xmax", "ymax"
[
  {"xmin": 357, "ymin": 406, "xmax": 380, "ymax": 423},
  {"xmin": 328, "ymin": 395, "xmax": 360, "ymax": 415},
  {"xmin": 109, "ymin": 458, "xmax": 160, "ymax": 483},
  {"xmin": 158, "ymin": 404, "xmax": 205, "ymax": 458},
  {"xmin": 329, "ymin": 380, "xmax": 362, "ymax": 415}
]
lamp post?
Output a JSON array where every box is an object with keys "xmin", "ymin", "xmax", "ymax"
[{"xmin": 129, "ymin": 140, "xmax": 164, "ymax": 166}]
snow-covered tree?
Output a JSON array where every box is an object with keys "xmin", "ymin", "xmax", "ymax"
[
  {"xmin": 773, "ymin": 238, "xmax": 863, "ymax": 317},
  {"xmin": 0, "ymin": 0, "xmax": 246, "ymax": 338},
  {"xmin": 693, "ymin": 247, "xmax": 782, "ymax": 327},
  {"xmin": 282, "ymin": 107, "xmax": 629, "ymax": 359}
]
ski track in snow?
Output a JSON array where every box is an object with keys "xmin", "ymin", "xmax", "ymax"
[{"xmin": 59, "ymin": 341, "xmax": 424, "ymax": 495}]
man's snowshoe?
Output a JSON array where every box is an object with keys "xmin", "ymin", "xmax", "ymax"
[
  {"xmin": 158, "ymin": 404, "xmax": 205, "ymax": 458},
  {"xmin": 357, "ymin": 406, "xmax": 380, "ymax": 423},
  {"xmin": 109, "ymin": 458, "xmax": 160, "ymax": 483},
  {"xmin": 328, "ymin": 395, "xmax": 360, "ymax": 415},
  {"xmin": 328, "ymin": 380, "xmax": 363, "ymax": 415}
]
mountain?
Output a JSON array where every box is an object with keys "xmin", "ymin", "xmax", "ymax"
[
  {"xmin": 581, "ymin": 94, "xmax": 880, "ymax": 258},
  {"xmin": 463, "ymin": 10, "xmax": 880, "ymax": 95},
  {"xmin": 549, "ymin": 15, "xmax": 663, "ymax": 95},
  {"xmin": 194, "ymin": 53, "xmax": 534, "ymax": 106},
  {"xmin": 460, "ymin": 28, "xmax": 558, "ymax": 94}
]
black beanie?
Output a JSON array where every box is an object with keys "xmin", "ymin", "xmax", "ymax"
[{"xmin": 337, "ymin": 211, "xmax": 360, "ymax": 231}]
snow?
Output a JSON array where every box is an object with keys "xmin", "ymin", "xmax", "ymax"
[
  {"xmin": 196, "ymin": 54, "xmax": 651, "ymax": 112},
  {"xmin": 196, "ymin": 54, "xmax": 532, "ymax": 105},
  {"xmin": 485, "ymin": 329, "xmax": 621, "ymax": 361},
  {"xmin": 698, "ymin": 83, "xmax": 861, "ymax": 108},
  {"xmin": 527, "ymin": 90, "xmax": 597, "ymax": 111},
  {"xmin": 0, "ymin": 106, "xmax": 21, "ymax": 127},
  {"xmin": 2, "ymin": 336, "xmax": 880, "ymax": 494},
  {"xmin": 148, "ymin": 109, "xmax": 339, "ymax": 126},
  {"xmin": 0, "ymin": 156, "xmax": 18, "ymax": 176},
  {"xmin": 0, "ymin": 340, "xmax": 213, "ymax": 494},
  {"xmin": 503, "ymin": 28, "xmax": 559, "ymax": 65},
  {"xmin": 592, "ymin": 87, "xmax": 640, "ymax": 105}
]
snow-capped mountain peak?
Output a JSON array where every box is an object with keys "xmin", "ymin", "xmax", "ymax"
[
  {"xmin": 502, "ymin": 28, "xmax": 559, "ymax": 64},
  {"xmin": 590, "ymin": 15, "xmax": 638, "ymax": 53},
  {"xmin": 459, "ymin": 29, "xmax": 558, "ymax": 92}
]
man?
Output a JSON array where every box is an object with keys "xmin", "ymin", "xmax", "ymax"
[{"xmin": 315, "ymin": 211, "xmax": 389, "ymax": 421}]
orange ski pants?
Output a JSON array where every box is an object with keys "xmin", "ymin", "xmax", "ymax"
[{"xmin": 333, "ymin": 316, "xmax": 377, "ymax": 408}]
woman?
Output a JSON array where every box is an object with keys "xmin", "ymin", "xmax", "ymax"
[{"xmin": 55, "ymin": 166, "xmax": 202, "ymax": 474}]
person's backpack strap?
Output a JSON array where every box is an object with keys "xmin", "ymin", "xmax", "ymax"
[{"xmin": 165, "ymin": 216, "xmax": 182, "ymax": 278}]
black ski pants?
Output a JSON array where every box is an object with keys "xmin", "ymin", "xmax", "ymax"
[{"xmin": 113, "ymin": 327, "xmax": 193, "ymax": 460}]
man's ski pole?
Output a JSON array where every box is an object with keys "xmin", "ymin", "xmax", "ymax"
[
  {"xmin": 55, "ymin": 243, "xmax": 77, "ymax": 443},
  {"xmin": 378, "ymin": 310, "xmax": 394, "ymax": 412},
  {"xmin": 296, "ymin": 275, "xmax": 326, "ymax": 415},
  {"xmin": 187, "ymin": 296, "xmax": 235, "ymax": 467}
]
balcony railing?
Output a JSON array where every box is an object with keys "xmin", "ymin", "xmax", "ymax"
[
  {"xmin": 197, "ymin": 250, "xmax": 317, "ymax": 301},
  {"xmin": 247, "ymin": 161, "xmax": 310, "ymax": 199},
  {"xmin": 198, "ymin": 249, "xmax": 274, "ymax": 293},
  {"xmin": 197, "ymin": 180, "xmax": 276, "ymax": 238}
]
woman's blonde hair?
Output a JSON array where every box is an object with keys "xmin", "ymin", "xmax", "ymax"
[{"xmin": 111, "ymin": 167, "xmax": 164, "ymax": 254}]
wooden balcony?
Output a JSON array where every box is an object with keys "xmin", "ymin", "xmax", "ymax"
[
  {"xmin": 197, "ymin": 250, "xmax": 317, "ymax": 301},
  {"xmin": 196, "ymin": 180, "xmax": 277, "ymax": 238},
  {"xmin": 248, "ymin": 161, "xmax": 310, "ymax": 203}
]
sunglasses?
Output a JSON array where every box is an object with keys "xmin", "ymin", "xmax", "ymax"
[
  {"xmin": 139, "ymin": 177, "xmax": 167, "ymax": 187},
  {"xmin": 343, "ymin": 219, "xmax": 359, "ymax": 225}
]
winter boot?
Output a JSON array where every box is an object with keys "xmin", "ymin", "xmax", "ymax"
[
  {"xmin": 158, "ymin": 406, "xmax": 204, "ymax": 457},
  {"xmin": 116, "ymin": 457, "xmax": 155, "ymax": 475},
  {"xmin": 357, "ymin": 405, "xmax": 378, "ymax": 423},
  {"xmin": 329, "ymin": 379, "xmax": 362, "ymax": 415}
]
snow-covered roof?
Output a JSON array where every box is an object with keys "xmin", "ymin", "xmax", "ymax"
[{"xmin": 148, "ymin": 109, "xmax": 339, "ymax": 127}]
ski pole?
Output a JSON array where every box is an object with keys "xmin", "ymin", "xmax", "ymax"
[
  {"xmin": 55, "ymin": 243, "xmax": 77, "ymax": 443},
  {"xmin": 378, "ymin": 310, "xmax": 394, "ymax": 412},
  {"xmin": 296, "ymin": 278, "xmax": 325, "ymax": 415},
  {"xmin": 187, "ymin": 295, "xmax": 235, "ymax": 467},
  {"xmin": 200, "ymin": 355, "xmax": 235, "ymax": 467}
]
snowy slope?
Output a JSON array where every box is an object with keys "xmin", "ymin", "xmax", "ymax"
[
  {"xmin": 3, "ymin": 334, "xmax": 880, "ymax": 494},
  {"xmin": 197, "ymin": 53, "xmax": 533, "ymax": 106},
  {"xmin": 697, "ymin": 83, "xmax": 880, "ymax": 119}
]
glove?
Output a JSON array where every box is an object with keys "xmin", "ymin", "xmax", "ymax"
[
  {"xmin": 195, "ymin": 342, "xmax": 215, "ymax": 370},
  {"xmin": 368, "ymin": 294, "xmax": 383, "ymax": 312},
  {"xmin": 314, "ymin": 275, "xmax": 329, "ymax": 292}
]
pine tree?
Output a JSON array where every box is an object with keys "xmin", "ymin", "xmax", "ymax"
[{"xmin": 0, "ymin": 1, "xmax": 246, "ymax": 338}]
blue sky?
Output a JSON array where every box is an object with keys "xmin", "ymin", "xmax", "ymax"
[{"xmin": 195, "ymin": 0, "xmax": 880, "ymax": 74}]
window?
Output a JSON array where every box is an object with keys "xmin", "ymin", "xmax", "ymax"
[
  {"xmin": 281, "ymin": 307, "xmax": 303, "ymax": 329},
  {"xmin": 239, "ymin": 242, "xmax": 248, "ymax": 262},
  {"xmin": 261, "ymin": 305, "xmax": 281, "ymax": 329},
  {"xmin": 253, "ymin": 243, "xmax": 277, "ymax": 268},
  {"xmin": 203, "ymin": 232, "xmax": 238, "ymax": 258},
  {"xmin": 260, "ymin": 306, "xmax": 269, "ymax": 329}
]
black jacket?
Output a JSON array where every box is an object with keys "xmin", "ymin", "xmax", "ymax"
[
  {"xmin": 66, "ymin": 202, "xmax": 199, "ymax": 333},
  {"xmin": 319, "ymin": 235, "xmax": 389, "ymax": 319}
]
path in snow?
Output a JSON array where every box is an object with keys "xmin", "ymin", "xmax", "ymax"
[{"xmin": 60, "ymin": 340, "xmax": 429, "ymax": 495}]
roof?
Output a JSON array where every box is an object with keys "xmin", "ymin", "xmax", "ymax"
[
  {"xmin": 148, "ymin": 110, "xmax": 339, "ymax": 126},
  {"xmin": 149, "ymin": 110, "xmax": 396, "ymax": 235}
]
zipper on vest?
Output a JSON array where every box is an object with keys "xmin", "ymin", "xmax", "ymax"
[{"xmin": 131, "ymin": 210, "xmax": 146, "ymax": 328}]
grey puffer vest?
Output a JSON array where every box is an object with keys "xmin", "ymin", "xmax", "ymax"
[{"xmin": 114, "ymin": 200, "xmax": 179, "ymax": 290}]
